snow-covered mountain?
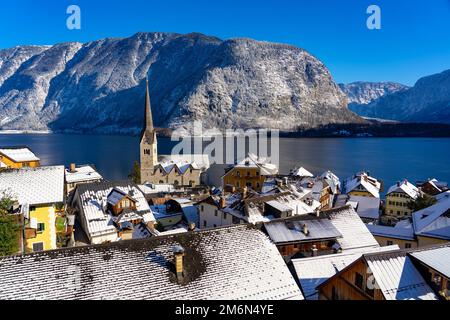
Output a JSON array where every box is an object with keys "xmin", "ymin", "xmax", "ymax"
[
  {"xmin": 348, "ymin": 70, "xmax": 450, "ymax": 123},
  {"xmin": 0, "ymin": 32, "xmax": 363, "ymax": 134},
  {"xmin": 339, "ymin": 82, "xmax": 409, "ymax": 106}
]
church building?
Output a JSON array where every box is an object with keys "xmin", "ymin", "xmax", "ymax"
[{"xmin": 140, "ymin": 80, "xmax": 209, "ymax": 186}]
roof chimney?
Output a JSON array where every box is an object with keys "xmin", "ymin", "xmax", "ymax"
[
  {"xmin": 242, "ymin": 186, "xmax": 248, "ymax": 199},
  {"xmin": 70, "ymin": 163, "xmax": 76, "ymax": 173},
  {"xmin": 188, "ymin": 222, "xmax": 196, "ymax": 232},
  {"xmin": 173, "ymin": 245, "xmax": 185, "ymax": 282},
  {"xmin": 219, "ymin": 196, "xmax": 227, "ymax": 209},
  {"xmin": 302, "ymin": 223, "xmax": 310, "ymax": 236},
  {"xmin": 311, "ymin": 244, "xmax": 318, "ymax": 257}
]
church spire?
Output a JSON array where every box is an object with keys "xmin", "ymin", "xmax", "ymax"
[{"xmin": 144, "ymin": 78, "xmax": 154, "ymax": 131}]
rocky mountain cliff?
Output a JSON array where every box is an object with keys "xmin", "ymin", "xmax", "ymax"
[
  {"xmin": 0, "ymin": 32, "xmax": 362, "ymax": 134},
  {"xmin": 348, "ymin": 70, "xmax": 450, "ymax": 123},
  {"xmin": 339, "ymin": 82, "xmax": 409, "ymax": 106}
]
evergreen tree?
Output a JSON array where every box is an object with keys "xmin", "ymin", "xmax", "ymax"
[
  {"xmin": 0, "ymin": 196, "xmax": 21, "ymax": 257},
  {"xmin": 129, "ymin": 161, "xmax": 141, "ymax": 184},
  {"xmin": 407, "ymin": 194, "xmax": 437, "ymax": 212}
]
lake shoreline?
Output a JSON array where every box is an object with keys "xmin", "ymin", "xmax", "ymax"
[{"xmin": 2, "ymin": 122, "xmax": 450, "ymax": 139}]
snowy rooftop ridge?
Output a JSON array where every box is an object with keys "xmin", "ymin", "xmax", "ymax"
[
  {"xmin": 0, "ymin": 166, "xmax": 64, "ymax": 205},
  {"xmin": 65, "ymin": 165, "xmax": 103, "ymax": 184},
  {"xmin": 0, "ymin": 225, "xmax": 304, "ymax": 300},
  {"xmin": 0, "ymin": 147, "xmax": 40, "ymax": 162},
  {"xmin": 387, "ymin": 180, "xmax": 420, "ymax": 199}
]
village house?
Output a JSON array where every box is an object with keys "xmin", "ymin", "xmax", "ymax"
[
  {"xmin": 0, "ymin": 225, "xmax": 304, "ymax": 300},
  {"xmin": 368, "ymin": 191, "xmax": 450, "ymax": 248},
  {"xmin": 264, "ymin": 205, "xmax": 380, "ymax": 260},
  {"xmin": 151, "ymin": 198, "xmax": 199, "ymax": 230},
  {"xmin": 292, "ymin": 245, "xmax": 400, "ymax": 300},
  {"xmin": 198, "ymin": 188, "xmax": 321, "ymax": 229},
  {"xmin": 72, "ymin": 181, "xmax": 156, "ymax": 244},
  {"xmin": 417, "ymin": 178, "xmax": 449, "ymax": 196},
  {"xmin": 383, "ymin": 179, "xmax": 420, "ymax": 224},
  {"xmin": 334, "ymin": 194, "xmax": 381, "ymax": 223},
  {"xmin": 0, "ymin": 146, "xmax": 40, "ymax": 169},
  {"xmin": 409, "ymin": 244, "xmax": 450, "ymax": 300},
  {"xmin": 139, "ymin": 80, "xmax": 209, "ymax": 186},
  {"xmin": 65, "ymin": 163, "xmax": 103, "ymax": 194},
  {"xmin": 222, "ymin": 154, "xmax": 278, "ymax": 192},
  {"xmin": 317, "ymin": 248, "xmax": 439, "ymax": 300},
  {"xmin": 343, "ymin": 172, "xmax": 382, "ymax": 198},
  {"xmin": 0, "ymin": 166, "xmax": 65, "ymax": 252}
]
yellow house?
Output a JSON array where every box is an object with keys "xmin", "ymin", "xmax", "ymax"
[
  {"xmin": 222, "ymin": 155, "xmax": 278, "ymax": 192},
  {"xmin": 369, "ymin": 194, "xmax": 450, "ymax": 249},
  {"xmin": 384, "ymin": 180, "xmax": 420, "ymax": 223},
  {"xmin": 0, "ymin": 166, "xmax": 65, "ymax": 252},
  {"xmin": 343, "ymin": 172, "xmax": 382, "ymax": 198},
  {"xmin": 0, "ymin": 147, "xmax": 40, "ymax": 169}
]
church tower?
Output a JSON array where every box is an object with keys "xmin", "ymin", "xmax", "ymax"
[{"xmin": 140, "ymin": 79, "xmax": 158, "ymax": 184}]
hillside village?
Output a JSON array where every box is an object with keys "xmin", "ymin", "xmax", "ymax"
[{"xmin": 0, "ymin": 82, "xmax": 449, "ymax": 300}]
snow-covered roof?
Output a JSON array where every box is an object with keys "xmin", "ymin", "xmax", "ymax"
[
  {"xmin": 410, "ymin": 244, "xmax": 450, "ymax": 279},
  {"xmin": 138, "ymin": 183, "xmax": 176, "ymax": 195},
  {"xmin": 156, "ymin": 154, "xmax": 210, "ymax": 175},
  {"xmin": 320, "ymin": 171, "xmax": 340, "ymax": 194},
  {"xmin": 242, "ymin": 192, "xmax": 320, "ymax": 224},
  {"xmin": 326, "ymin": 206, "xmax": 380, "ymax": 251},
  {"xmin": 0, "ymin": 166, "xmax": 64, "ymax": 205},
  {"xmin": 291, "ymin": 167, "xmax": 314, "ymax": 178},
  {"xmin": 264, "ymin": 217, "xmax": 342, "ymax": 244},
  {"xmin": 387, "ymin": 180, "xmax": 420, "ymax": 199},
  {"xmin": 75, "ymin": 182, "xmax": 155, "ymax": 238},
  {"xmin": 65, "ymin": 165, "xmax": 103, "ymax": 184},
  {"xmin": 347, "ymin": 195, "xmax": 381, "ymax": 220},
  {"xmin": 344, "ymin": 173, "xmax": 381, "ymax": 198},
  {"xmin": 412, "ymin": 195, "xmax": 450, "ymax": 240},
  {"xmin": 107, "ymin": 188, "xmax": 136, "ymax": 206},
  {"xmin": 367, "ymin": 224, "xmax": 416, "ymax": 241},
  {"xmin": 232, "ymin": 153, "xmax": 279, "ymax": 176},
  {"xmin": 0, "ymin": 225, "xmax": 304, "ymax": 300},
  {"xmin": 365, "ymin": 251, "xmax": 438, "ymax": 300},
  {"xmin": 292, "ymin": 245, "xmax": 399, "ymax": 299},
  {"xmin": 0, "ymin": 147, "xmax": 40, "ymax": 162}
]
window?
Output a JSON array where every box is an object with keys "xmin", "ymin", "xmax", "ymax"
[
  {"xmin": 203, "ymin": 220, "xmax": 207, "ymax": 228},
  {"xmin": 223, "ymin": 213, "xmax": 227, "ymax": 220},
  {"xmin": 144, "ymin": 149, "xmax": 151, "ymax": 155},
  {"xmin": 247, "ymin": 171, "xmax": 250, "ymax": 177},
  {"xmin": 213, "ymin": 224, "xmax": 217, "ymax": 228},
  {"xmin": 200, "ymin": 205, "xmax": 204, "ymax": 212},
  {"xmin": 405, "ymin": 243, "xmax": 412, "ymax": 249},
  {"xmin": 214, "ymin": 210, "xmax": 218, "ymax": 217},
  {"xmin": 37, "ymin": 223, "xmax": 45, "ymax": 233},
  {"xmin": 355, "ymin": 272, "xmax": 364, "ymax": 290},
  {"xmin": 32, "ymin": 242, "xmax": 44, "ymax": 252},
  {"xmin": 387, "ymin": 240, "xmax": 393, "ymax": 246}
]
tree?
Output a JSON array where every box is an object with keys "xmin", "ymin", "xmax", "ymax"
[
  {"xmin": 407, "ymin": 194, "xmax": 437, "ymax": 212},
  {"xmin": 129, "ymin": 161, "xmax": 141, "ymax": 184},
  {"xmin": 0, "ymin": 196, "xmax": 21, "ymax": 257}
]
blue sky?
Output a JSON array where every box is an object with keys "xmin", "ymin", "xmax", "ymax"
[{"xmin": 1, "ymin": 0, "xmax": 449, "ymax": 85}]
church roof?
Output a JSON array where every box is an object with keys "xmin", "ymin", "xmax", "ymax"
[{"xmin": 140, "ymin": 79, "xmax": 155, "ymax": 143}]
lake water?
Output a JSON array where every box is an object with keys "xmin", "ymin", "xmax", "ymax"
[{"xmin": 1, "ymin": 134, "xmax": 449, "ymax": 197}]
